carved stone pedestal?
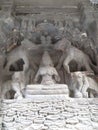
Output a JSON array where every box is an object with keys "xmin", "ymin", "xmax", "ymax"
[{"xmin": 25, "ymin": 84, "xmax": 69, "ymax": 99}]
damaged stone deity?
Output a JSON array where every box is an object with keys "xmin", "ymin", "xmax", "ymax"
[
  {"xmin": 0, "ymin": 1, "xmax": 98, "ymax": 99},
  {"xmin": 34, "ymin": 51, "xmax": 60, "ymax": 85}
]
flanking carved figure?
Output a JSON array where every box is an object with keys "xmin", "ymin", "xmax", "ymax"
[
  {"xmin": 34, "ymin": 51, "xmax": 60, "ymax": 85},
  {"xmin": 3, "ymin": 38, "xmax": 40, "ymax": 79},
  {"xmin": 1, "ymin": 71, "xmax": 26, "ymax": 99},
  {"xmin": 68, "ymin": 71, "xmax": 98, "ymax": 98},
  {"xmin": 55, "ymin": 38, "xmax": 98, "ymax": 74}
]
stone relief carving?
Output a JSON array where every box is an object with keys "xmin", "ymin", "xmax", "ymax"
[
  {"xmin": 1, "ymin": 71, "xmax": 25, "ymax": 99},
  {"xmin": 1, "ymin": 2, "xmax": 98, "ymax": 130},
  {"xmin": 56, "ymin": 45, "xmax": 96, "ymax": 74},
  {"xmin": 0, "ymin": 6, "xmax": 98, "ymax": 99},
  {"xmin": 34, "ymin": 51, "xmax": 60, "ymax": 85},
  {"xmin": 68, "ymin": 71, "xmax": 98, "ymax": 98}
]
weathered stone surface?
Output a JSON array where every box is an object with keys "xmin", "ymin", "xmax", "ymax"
[
  {"xmin": 25, "ymin": 84, "xmax": 69, "ymax": 95},
  {"xmin": 66, "ymin": 117, "xmax": 79, "ymax": 125},
  {"xmin": 0, "ymin": 2, "xmax": 98, "ymax": 130},
  {"xmin": 1, "ymin": 97, "xmax": 98, "ymax": 130}
]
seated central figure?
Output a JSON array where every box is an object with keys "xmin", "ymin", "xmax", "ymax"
[{"xmin": 34, "ymin": 51, "xmax": 60, "ymax": 85}]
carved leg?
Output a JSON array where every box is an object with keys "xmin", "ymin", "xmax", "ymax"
[
  {"xmin": 53, "ymin": 68, "xmax": 60, "ymax": 82},
  {"xmin": 82, "ymin": 92, "xmax": 88, "ymax": 98},
  {"xmin": 81, "ymin": 75, "xmax": 89, "ymax": 98},
  {"xmin": 54, "ymin": 75, "xmax": 60, "ymax": 82},
  {"xmin": 81, "ymin": 85, "xmax": 88, "ymax": 98},
  {"xmin": 33, "ymin": 70, "xmax": 40, "ymax": 83},
  {"xmin": 22, "ymin": 54, "xmax": 29, "ymax": 72},
  {"xmin": 12, "ymin": 83, "xmax": 23, "ymax": 99},
  {"xmin": 63, "ymin": 57, "xmax": 71, "ymax": 73},
  {"xmin": 56, "ymin": 53, "xmax": 65, "ymax": 70},
  {"xmin": 74, "ymin": 90, "xmax": 83, "ymax": 98},
  {"xmin": 89, "ymin": 91, "xmax": 94, "ymax": 98},
  {"xmin": 63, "ymin": 62, "xmax": 70, "ymax": 74},
  {"xmin": 14, "ymin": 93, "xmax": 23, "ymax": 99}
]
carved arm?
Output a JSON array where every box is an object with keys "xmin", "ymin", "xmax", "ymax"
[
  {"xmin": 53, "ymin": 68, "xmax": 60, "ymax": 82},
  {"xmin": 34, "ymin": 70, "xmax": 40, "ymax": 83}
]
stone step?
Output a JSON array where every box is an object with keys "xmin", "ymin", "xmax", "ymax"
[
  {"xmin": 25, "ymin": 84, "xmax": 69, "ymax": 96},
  {"xmin": 15, "ymin": 6, "xmax": 78, "ymax": 15},
  {"xmin": 15, "ymin": 0, "xmax": 90, "ymax": 6},
  {"xmin": 25, "ymin": 94, "xmax": 69, "ymax": 100},
  {"xmin": 26, "ymin": 84, "xmax": 68, "ymax": 90},
  {"xmin": 2, "ymin": 95, "xmax": 70, "ymax": 103},
  {"xmin": 26, "ymin": 89, "xmax": 68, "ymax": 95}
]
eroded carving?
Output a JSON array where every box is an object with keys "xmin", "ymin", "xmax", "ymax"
[
  {"xmin": 68, "ymin": 71, "xmax": 98, "ymax": 98},
  {"xmin": 34, "ymin": 51, "xmax": 60, "ymax": 85},
  {"xmin": 1, "ymin": 71, "xmax": 25, "ymax": 99},
  {"xmin": 0, "ymin": 3, "xmax": 98, "ymax": 99},
  {"xmin": 56, "ymin": 44, "xmax": 96, "ymax": 74}
]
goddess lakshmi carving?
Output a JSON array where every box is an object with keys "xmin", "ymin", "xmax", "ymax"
[{"xmin": 34, "ymin": 51, "xmax": 60, "ymax": 85}]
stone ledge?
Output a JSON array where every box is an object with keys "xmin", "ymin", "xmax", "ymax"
[
  {"xmin": 2, "ymin": 95, "xmax": 69, "ymax": 103},
  {"xmin": 25, "ymin": 84, "xmax": 69, "ymax": 96}
]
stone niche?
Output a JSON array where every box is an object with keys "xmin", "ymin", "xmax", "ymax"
[{"xmin": 1, "ymin": 0, "xmax": 98, "ymax": 130}]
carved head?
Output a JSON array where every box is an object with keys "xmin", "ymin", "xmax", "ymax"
[
  {"xmin": 54, "ymin": 38, "xmax": 71, "ymax": 51},
  {"xmin": 40, "ymin": 51, "xmax": 54, "ymax": 67}
]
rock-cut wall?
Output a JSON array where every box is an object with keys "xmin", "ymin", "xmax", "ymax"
[{"xmin": 1, "ymin": 96, "xmax": 98, "ymax": 130}]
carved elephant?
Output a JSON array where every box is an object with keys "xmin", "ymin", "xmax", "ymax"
[
  {"xmin": 56, "ymin": 45, "xmax": 98, "ymax": 74},
  {"xmin": 3, "ymin": 39, "xmax": 44, "ymax": 85},
  {"xmin": 4, "ymin": 48, "xmax": 29, "ymax": 73},
  {"xmin": 3, "ymin": 38, "xmax": 40, "ymax": 73}
]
